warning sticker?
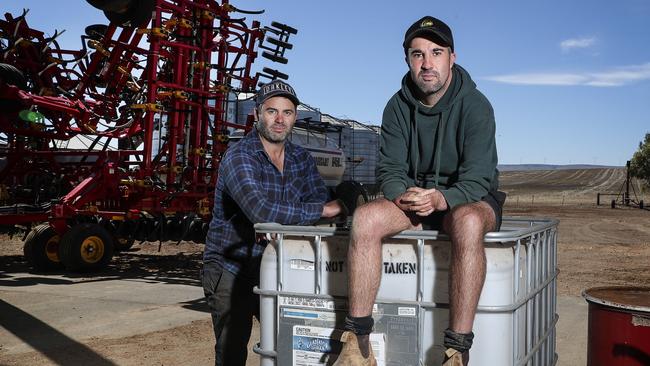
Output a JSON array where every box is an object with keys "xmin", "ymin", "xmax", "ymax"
[{"xmin": 291, "ymin": 326, "xmax": 386, "ymax": 366}]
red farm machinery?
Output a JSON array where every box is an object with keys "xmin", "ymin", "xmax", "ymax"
[{"xmin": 0, "ymin": 1, "xmax": 297, "ymax": 271}]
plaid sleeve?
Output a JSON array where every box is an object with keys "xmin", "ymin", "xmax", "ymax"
[{"xmin": 221, "ymin": 150, "xmax": 323, "ymax": 225}]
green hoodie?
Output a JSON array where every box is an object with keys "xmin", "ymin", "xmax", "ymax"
[{"xmin": 378, "ymin": 64, "xmax": 499, "ymax": 209}]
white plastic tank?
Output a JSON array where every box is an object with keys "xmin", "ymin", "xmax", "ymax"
[{"xmin": 254, "ymin": 218, "xmax": 558, "ymax": 366}]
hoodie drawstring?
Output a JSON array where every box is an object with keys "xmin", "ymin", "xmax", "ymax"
[
  {"xmin": 433, "ymin": 111, "xmax": 445, "ymax": 188},
  {"xmin": 412, "ymin": 105, "xmax": 420, "ymax": 186}
]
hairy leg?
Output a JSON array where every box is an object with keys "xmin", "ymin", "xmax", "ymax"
[
  {"xmin": 348, "ymin": 198, "xmax": 416, "ymax": 317},
  {"xmin": 443, "ymin": 201, "xmax": 496, "ymax": 333}
]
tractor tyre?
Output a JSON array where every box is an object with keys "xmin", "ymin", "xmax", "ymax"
[
  {"xmin": 58, "ymin": 223, "xmax": 114, "ymax": 272},
  {"xmin": 23, "ymin": 224, "xmax": 62, "ymax": 271}
]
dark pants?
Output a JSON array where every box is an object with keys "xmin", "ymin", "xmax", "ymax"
[
  {"xmin": 202, "ymin": 261, "xmax": 259, "ymax": 366},
  {"xmin": 420, "ymin": 190, "xmax": 506, "ymax": 231}
]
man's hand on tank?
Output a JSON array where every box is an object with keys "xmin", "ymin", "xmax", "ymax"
[{"xmin": 322, "ymin": 199, "xmax": 347, "ymax": 218}]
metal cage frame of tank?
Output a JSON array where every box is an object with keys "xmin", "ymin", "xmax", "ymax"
[{"xmin": 253, "ymin": 217, "xmax": 559, "ymax": 366}]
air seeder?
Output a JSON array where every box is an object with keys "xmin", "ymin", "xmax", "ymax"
[{"xmin": 0, "ymin": 0, "xmax": 299, "ymax": 271}]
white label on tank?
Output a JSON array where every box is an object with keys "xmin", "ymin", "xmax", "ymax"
[
  {"xmin": 398, "ymin": 307, "xmax": 416, "ymax": 317},
  {"xmin": 280, "ymin": 296, "xmax": 336, "ymax": 310},
  {"xmin": 291, "ymin": 326, "xmax": 386, "ymax": 366},
  {"xmin": 290, "ymin": 259, "xmax": 315, "ymax": 271},
  {"xmin": 283, "ymin": 309, "xmax": 336, "ymax": 322}
]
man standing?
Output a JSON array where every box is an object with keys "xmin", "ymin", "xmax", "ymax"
[
  {"xmin": 203, "ymin": 80, "xmax": 345, "ymax": 366},
  {"xmin": 334, "ymin": 17, "xmax": 504, "ymax": 366}
]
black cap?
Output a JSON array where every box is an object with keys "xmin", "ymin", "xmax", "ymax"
[
  {"xmin": 403, "ymin": 16, "xmax": 454, "ymax": 52},
  {"xmin": 256, "ymin": 80, "xmax": 300, "ymax": 106}
]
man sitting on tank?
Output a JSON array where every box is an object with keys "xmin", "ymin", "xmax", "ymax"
[{"xmin": 334, "ymin": 16, "xmax": 506, "ymax": 366}]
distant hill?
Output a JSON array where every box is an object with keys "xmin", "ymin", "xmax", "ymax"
[{"xmin": 498, "ymin": 164, "xmax": 621, "ymax": 172}]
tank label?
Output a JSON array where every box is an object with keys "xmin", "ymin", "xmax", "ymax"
[
  {"xmin": 290, "ymin": 259, "xmax": 315, "ymax": 271},
  {"xmin": 325, "ymin": 260, "xmax": 344, "ymax": 272},
  {"xmin": 315, "ymin": 156, "xmax": 330, "ymax": 167},
  {"xmin": 383, "ymin": 262, "xmax": 416, "ymax": 274},
  {"xmin": 280, "ymin": 296, "xmax": 336, "ymax": 310},
  {"xmin": 398, "ymin": 307, "xmax": 416, "ymax": 317},
  {"xmin": 332, "ymin": 157, "xmax": 342, "ymax": 167},
  {"xmin": 283, "ymin": 309, "xmax": 336, "ymax": 322}
]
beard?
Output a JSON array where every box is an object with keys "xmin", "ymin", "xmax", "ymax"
[
  {"xmin": 256, "ymin": 120, "xmax": 289, "ymax": 143},
  {"xmin": 413, "ymin": 70, "xmax": 445, "ymax": 96}
]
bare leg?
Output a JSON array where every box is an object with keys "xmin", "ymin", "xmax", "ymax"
[
  {"xmin": 443, "ymin": 201, "xmax": 496, "ymax": 333},
  {"xmin": 347, "ymin": 198, "xmax": 416, "ymax": 317}
]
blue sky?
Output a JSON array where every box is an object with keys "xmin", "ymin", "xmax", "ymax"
[{"xmin": 5, "ymin": 0, "xmax": 650, "ymax": 165}]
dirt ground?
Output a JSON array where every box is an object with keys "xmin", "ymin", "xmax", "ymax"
[
  {"xmin": 1, "ymin": 168, "xmax": 649, "ymax": 365},
  {"xmin": 506, "ymin": 204, "xmax": 650, "ymax": 297}
]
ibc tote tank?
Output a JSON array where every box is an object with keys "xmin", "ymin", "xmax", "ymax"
[{"xmin": 254, "ymin": 217, "xmax": 558, "ymax": 366}]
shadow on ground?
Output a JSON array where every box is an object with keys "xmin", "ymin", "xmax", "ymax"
[
  {"xmin": 0, "ymin": 299, "xmax": 118, "ymax": 366},
  {"xmin": 0, "ymin": 248, "xmax": 203, "ymax": 288}
]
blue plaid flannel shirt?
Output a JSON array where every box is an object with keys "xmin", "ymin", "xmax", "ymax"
[{"xmin": 204, "ymin": 129, "xmax": 329, "ymax": 278}]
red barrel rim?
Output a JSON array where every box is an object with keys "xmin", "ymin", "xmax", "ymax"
[{"xmin": 583, "ymin": 286, "xmax": 650, "ymax": 312}]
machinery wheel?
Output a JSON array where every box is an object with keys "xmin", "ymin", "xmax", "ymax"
[
  {"xmin": 84, "ymin": 24, "xmax": 108, "ymax": 40},
  {"xmin": 335, "ymin": 181, "xmax": 369, "ymax": 216},
  {"xmin": 0, "ymin": 63, "xmax": 27, "ymax": 110},
  {"xmin": 103, "ymin": 219, "xmax": 136, "ymax": 251},
  {"xmin": 114, "ymin": 237, "xmax": 135, "ymax": 251},
  {"xmin": 85, "ymin": 0, "xmax": 131, "ymax": 12},
  {"xmin": 86, "ymin": 0, "xmax": 155, "ymax": 27},
  {"xmin": 0, "ymin": 63, "xmax": 27, "ymax": 89},
  {"xmin": 58, "ymin": 223, "xmax": 114, "ymax": 272},
  {"xmin": 23, "ymin": 224, "xmax": 62, "ymax": 271}
]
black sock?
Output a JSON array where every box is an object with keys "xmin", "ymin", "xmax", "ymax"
[
  {"xmin": 344, "ymin": 315, "xmax": 374, "ymax": 335},
  {"xmin": 344, "ymin": 315, "xmax": 374, "ymax": 358},
  {"xmin": 443, "ymin": 328, "xmax": 474, "ymax": 353}
]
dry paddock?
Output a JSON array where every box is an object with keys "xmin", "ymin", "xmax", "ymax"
[{"xmin": 1, "ymin": 199, "xmax": 649, "ymax": 365}]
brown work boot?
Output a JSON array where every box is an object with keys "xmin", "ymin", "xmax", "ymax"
[
  {"xmin": 442, "ymin": 348, "xmax": 469, "ymax": 366},
  {"xmin": 332, "ymin": 331, "xmax": 377, "ymax": 366}
]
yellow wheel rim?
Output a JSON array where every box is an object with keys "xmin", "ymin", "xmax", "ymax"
[
  {"xmin": 45, "ymin": 235, "xmax": 60, "ymax": 263},
  {"xmin": 79, "ymin": 235, "xmax": 105, "ymax": 264}
]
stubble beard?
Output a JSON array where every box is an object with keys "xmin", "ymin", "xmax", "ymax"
[
  {"xmin": 256, "ymin": 120, "xmax": 289, "ymax": 144},
  {"xmin": 414, "ymin": 71, "xmax": 445, "ymax": 97}
]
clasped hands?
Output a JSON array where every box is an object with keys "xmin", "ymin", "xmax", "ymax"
[{"xmin": 394, "ymin": 187, "xmax": 448, "ymax": 216}]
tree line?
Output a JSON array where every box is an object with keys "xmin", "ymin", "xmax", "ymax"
[{"xmin": 630, "ymin": 132, "xmax": 650, "ymax": 188}]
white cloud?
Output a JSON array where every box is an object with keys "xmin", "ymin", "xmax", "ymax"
[
  {"xmin": 560, "ymin": 37, "xmax": 597, "ymax": 52},
  {"xmin": 484, "ymin": 63, "xmax": 650, "ymax": 87}
]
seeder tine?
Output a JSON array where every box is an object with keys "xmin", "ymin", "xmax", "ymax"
[{"xmin": 270, "ymin": 21, "xmax": 297, "ymax": 35}]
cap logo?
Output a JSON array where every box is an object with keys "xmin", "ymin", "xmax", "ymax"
[
  {"xmin": 256, "ymin": 80, "xmax": 299, "ymax": 105},
  {"xmin": 261, "ymin": 82, "xmax": 294, "ymax": 95},
  {"xmin": 421, "ymin": 19, "xmax": 434, "ymax": 28}
]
